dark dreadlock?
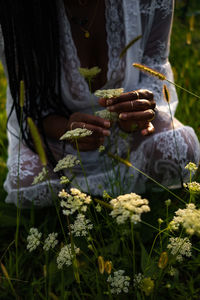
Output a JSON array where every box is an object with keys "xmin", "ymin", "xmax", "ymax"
[{"xmin": 0, "ymin": 0, "xmax": 70, "ymax": 167}]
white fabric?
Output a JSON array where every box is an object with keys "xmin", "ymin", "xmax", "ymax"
[{"xmin": 0, "ymin": 0, "xmax": 200, "ymax": 207}]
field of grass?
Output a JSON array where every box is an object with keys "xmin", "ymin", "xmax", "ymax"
[{"xmin": 0, "ymin": 1, "xmax": 200, "ymax": 299}]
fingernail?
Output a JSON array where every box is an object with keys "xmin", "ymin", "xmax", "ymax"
[
  {"xmin": 103, "ymin": 130, "xmax": 110, "ymax": 136},
  {"xmin": 104, "ymin": 121, "xmax": 110, "ymax": 128},
  {"xmin": 106, "ymin": 99, "xmax": 112, "ymax": 106},
  {"xmin": 119, "ymin": 113, "xmax": 126, "ymax": 119}
]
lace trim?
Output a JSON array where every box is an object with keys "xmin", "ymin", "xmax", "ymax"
[{"xmin": 140, "ymin": 0, "xmax": 173, "ymax": 18}]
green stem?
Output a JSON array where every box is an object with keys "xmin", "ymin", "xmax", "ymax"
[
  {"xmin": 166, "ymin": 79, "xmax": 200, "ymax": 100},
  {"xmin": 131, "ymin": 222, "xmax": 135, "ymax": 274}
]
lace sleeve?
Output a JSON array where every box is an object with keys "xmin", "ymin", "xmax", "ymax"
[{"xmin": 138, "ymin": 0, "xmax": 178, "ymax": 115}]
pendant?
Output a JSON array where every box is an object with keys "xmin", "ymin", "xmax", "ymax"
[{"xmin": 84, "ymin": 31, "xmax": 90, "ymax": 38}]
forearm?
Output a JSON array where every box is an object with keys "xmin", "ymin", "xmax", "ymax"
[{"xmin": 42, "ymin": 114, "xmax": 69, "ymax": 140}]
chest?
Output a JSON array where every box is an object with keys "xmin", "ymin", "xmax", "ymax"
[{"xmin": 64, "ymin": 0, "xmax": 108, "ymax": 91}]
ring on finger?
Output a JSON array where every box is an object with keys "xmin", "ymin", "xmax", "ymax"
[
  {"xmin": 70, "ymin": 121, "xmax": 76, "ymax": 130},
  {"xmin": 130, "ymin": 100, "xmax": 134, "ymax": 110},
  {"xmin": 135, "ymin": 90, "xmax": 139, "ymax": 99}
]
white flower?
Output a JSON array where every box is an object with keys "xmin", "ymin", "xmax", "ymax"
[
  {"xmin": 167, "ymin": 237, "xmax": 192, "ymax": 262},
  {"xmin": 95, "ymin": 109, "xmax": 118, "ymax": 122},
  {"xmin": 109, "ymin": 193, "xmax": 150, "ymax": 224},
  {"xmin": 60, "ymin": 176, "xmax": 70, "ymax": 185},
  {"xmin": 54, "ymin": 155, "xmax": 80, "ymax": 172},
  {"xmin": 183, "ymin": 181, "xmax": 200, "ymax": 193},
  {"xmin": 43, "ymin": 233, "xmax": 58, "ymax": 251},
  {"xmin": 133, "ymin": 273, "xmax": 144, "ymax": 288},
  {"xmin": 98, "ymin": 145, "xmax": 105, "ymax": 153},
  {"xmin": 94, "ymin": 88, "xmax": 124, "ymax": 99},
  {"xmin": 185, "ymin": 162, "xmax": 198, "ymax": 173},
  {"xmin": 60, "ymin": 128, "xmax": 92, "ymax": 141},
  {"xmin": 170, "ymin": 203, "xmax": 200, "ymax": 236},
  {"xmin": 57, "ymin": 244, "xmax": 80, "ymax": 269},
  {"xmin": 58, "ymin": 189, "xmax": 69, "ymax": 199},
  {"xmin": 107, "ymin": 270, "xmax": 130, "ymax": 294},
  {"xmin": 60, "ymin": 188, "xmax": 92, "ymax": 215},
  {"xmin": 79, "ymin": 66, "xmax": 101, "ymax": 81},
  {"xmin": 168, "ymin": 266, "xmax": 178, "ymax": 277},
  {"xmin": 32, "ymin": 167, "xmax": 48, "ymax": 185},
  {"xmin": 70, "ymin": 213, "xmax": 93, "ymax": 237},
  {"xmin": 95, "ymin": 203, "xmax": 102, "ymax": 212},
  {"xmin": 27, "ymin": 228, "xmax": 42, "ymax": 252}
]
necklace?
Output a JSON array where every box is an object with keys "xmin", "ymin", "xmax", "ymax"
[{"xmin": 66, "ymin": 0, "xmax": 100, "ymax": 38}]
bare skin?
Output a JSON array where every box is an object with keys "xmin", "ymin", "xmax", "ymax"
[{"xmin": 43, "ymin": 0, "xmax": 156, "ymax": 151}]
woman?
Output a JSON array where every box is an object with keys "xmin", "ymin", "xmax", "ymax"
[{"xmin": 0, "ymin": 0, "xmax": 199, "ymax": 207}]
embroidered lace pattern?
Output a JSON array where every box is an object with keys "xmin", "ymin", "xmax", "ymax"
[{"xmin": 140, "ymin": 0, "xmax": 173, "ymax": 18}]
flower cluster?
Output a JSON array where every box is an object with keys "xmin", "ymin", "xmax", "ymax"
[
  {"xmin": 59, "ymin": 188, "xmax": 92, "ymax": 215},
  {"xmin": 185, "ymin": 162, "xmax": 198, "ymax": 173},
  {"xmin": 27, "ymin": 228, "xmax": 42, "ymax": 252},
  {"xmin": 109, "ymin": 193, "xmax": 150, "ymax": 224},
  {"xmin": 170, "ymin": 203, "xmax": 200, "ymax": 236},
  {"xmin": 32, "ymin": 167, "xmax": 48, "ymax": 185},
  {"xmin": 79, "ymin": 66, "xmax": 101, "ymax": 81},
  {"xmin": 70, "ymin": 213, "xmax": 93, "ymax": 236},
  {"xmin": 54, "ymin": 155, "xmax": 80, "ymax": 172},
  {"xmin": 57, "ymin": 244, "xmax": 80, "ymax": 269},
  {"xmin": 167, "ymin": 237, "xmax": 192, "ymax": 262},
  {"xmin": 183, "ymin": 181, "xmax": 200, "ymax": 193},
  {"xmin": 43, "ymin": 232, "xmax": 58, "ymax": 251},
  {"xmin": 60, "ymin": 128, "xmax": 92, "ymax": 141},
  {"xmin": 133, "ymin": 274, "xmax": 154, "ymax": 296},
  {"xmin": 60, "ymin": 176, "xmax": 70, "ymax": 185},
  {"xmin": 107, "ymin": 270, "xmax": 130, "ymax": 294},
  {"xmin": 94, "ymin": 88, "xmax": 124, "ymax": 99},
  {"xmin": 133, "ymin": 273, "xmax": 143, "ymax": 288},
  {"xmin": 95, "ymin": 109, "xmax": 118, "ymax": 122}
]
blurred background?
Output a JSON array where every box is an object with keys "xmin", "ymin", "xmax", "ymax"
[{"xmin": 0, "ymin": 0, "xmax": 200, "ymax": 201}]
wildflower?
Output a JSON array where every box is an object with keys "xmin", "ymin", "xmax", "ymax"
[
  {"xmin": 140, "ymin": 277, "xmax": 154, "ymax": 296},
  {"xmin": 185, "ymin": 162, "xmax": 198, "ymax": 173},
  {"xmin": 98, "ymin": 256, "xmax": 105, "ymax": 274},
  {"xmin": 109, "ymin": 193, "xmax": 150, "ymax": 225},
  {"xmin": 168, "ymin": 266, "xmax": 178, "ymax": 277},
  {"xmin": 57, "ymin": 244, "xmax": 80, "ymax": 269},
  {"xmin": 107, "ymin": 270, "xmax": 130, "ymax": 294},
  {"xmin": 60, "ymin": 176, "xmax": 70, "ymax": 185},
  {"xmin": 95, "ymin": 109, "xmax": 118, "ymax": 122},
  {"xmin": 70, "ymin": 213, "xmax": 93, "ymax": 236},
  {"xmin": 158, "ymin": 252, "xmax": 168, "ymax": 269},
  {"xmin": 43, "ymin": 233, "xmax": 58, "ymax": 251},
  {"xmin": 103, "ymin": 190, "xmax": 111, "ymax": 200},
  {"xmin": 27, "ymin": 228, "xmax": 42, "ymax": 252},
  {"xmin": 167, "ymin": 237, "xmax": 192, "ymax": 262},
  {"xmin": 95, "ymin": 203, "xmax": 102, "ymax": 212},
  {"xmin": 133, "ymin": 63, "xmax": 166, "ymax": 80},
  {"xmin": 53, "ymin": 155, "xmax": 80, "ymax": 172},
  {"xmin": 32, "ymin": 167, "xmax": 48, "ymax": 185},
  {"xmin": 94, "ymin": 88, "xmax": 124, "ymax": 99},
  {"xmin": 79, "ymin": 66, "xmax": 101, "ymax": 81},
  {"xmin": 171, "ymin": 203, "xmax": 200, "ymax": 236},
  {"xmin": 183, "ymin": 181, "xmax": 200, "ymax": 193},
  {"xmin": 133, "ymin": 273, "xmax": 144, "ymax": 288},
  {"xmin": 158, "ymin": 218, "xmax": 164, "ymax": 225},
  {"xmin": 104, "ymin": 261, "xmax": 112, "ymax": 274},
  {"xmin": 60, "ymin": 188, "xmax": 91, "ymax": 215},
  {"xmin": 58, "ymin": 189, "xmax": 68, "ymax": 199},
  {"xmin": 165, "ymin": 199, "xmax": 171, "ymax": 206},
  {"xmin": 60, "ymin": 128, "xmax": 92, "ymax": 141}
]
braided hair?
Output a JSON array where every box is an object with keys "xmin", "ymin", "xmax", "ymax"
[{"xmin": 0, "ymin": 0, "xmax": 70, "ymax": 166}]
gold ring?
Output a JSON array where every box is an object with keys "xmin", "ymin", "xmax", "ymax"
[
  {"xmin": 130, "ymin": 100, "xmax": 134, "ymax": 110},
  {"xmin": 135, "ymin": 90, "xmax": 139, "ymax": 99},
  {"xmin": 70, "ymin": 122, "xmax": 76, "ymax": 130}
]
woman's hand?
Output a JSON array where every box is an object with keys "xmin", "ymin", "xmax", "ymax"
[
  {"xmin": 67, "ymin": 112, "xmax": 110, "ymax": 151},
  {"xmin": 98, "ymin": 89, "xmax": 156, "ymax": 135}
]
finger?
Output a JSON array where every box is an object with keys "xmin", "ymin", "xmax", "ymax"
[
  {"xmin": 141, "ymin": 122, "xmax": 155, "ymax": 136},
  {"xmin": 108, "ymin": 99, "xmax": 155, "ymax": 113},
  {"xmin": 71, "ymin": 122, "xmax": 110, "ymax": 137},
  {"xmin": 99, "ymin": 89, "xmax": 154, "ymax": 107},
  {"xmin": 119, "ymin": 109, "xmax": 155, "ymax": 121},
  {"xmin": 70, "ymin": 112, "xmax": 110, "ymax": 129}
]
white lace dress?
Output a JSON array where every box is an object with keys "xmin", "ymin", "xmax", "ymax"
[{"xmin": 1, "ymin": 0, "xmax": 200, "ymax": 207}]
